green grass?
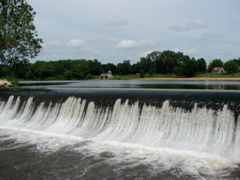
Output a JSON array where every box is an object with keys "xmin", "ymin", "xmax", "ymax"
[
  {"xmin": 94, "ymin": 74, "xmax": 178, "ymax": 80},
  {"xmin": 112, "ymin": 74, "xmax": 139, "ymax": 80},
  {"xmin": 93, "ymin": 73, "xmax": 240, "ymax": 80}
]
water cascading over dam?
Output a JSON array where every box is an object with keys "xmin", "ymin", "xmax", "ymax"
[{"xmin": 0, "ymin": 87, "xmax": 240, "ymax": 179}]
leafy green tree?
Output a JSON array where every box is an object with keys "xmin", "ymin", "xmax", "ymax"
[
  {"xmin": 138, "ymin": 57, "xmax": 152, "ymax": 73},
  {"xmin": 173, "ymin": 66, "xmax": 183, "ymax": 76},
  {"xmin": 174, "ymin": 56, "xmax": 197, "ymax": 77},
  {"xmin": 139, "ymin": 69, "xmax": 145, "ymax": 78},
  {"xmin": 157, "ymin": 51, "xmax": 183, "ymax": 74},
  {"xmin": 196, "ymin": 58, "xmax": 206, "ymax": 73},
  {"xmin": 158, "ymin": 50, "xmax": 175, "ymax": 74},
  {"xmin": 0, "ymin": 0, "xmax": 42, "ymax": 66},
  {"xmin": 207, "ymin": 59, "xmax": 223, "ymax": 72},
  {"xmin": 122, "ymin": 60, "xmax": 132, "ymax": 74},
  {"xmin": 25, "ymin": 71, "xmax": 34, "ymax": 79},
  {"xmin": 63, "ymin": 70, "xmax": 73, "ymax": 80},
  {"xmin": 0, "ymin": 65, "xmax": 3, "ymax": 76},
  {"xmin": 53, "ymin": 60, "xmax": 71, "ymax": 77},
  {"xmin": 231, "ymin": 58, "xmax": 240, "ymax": 66},
  {"xmin": 116, "ymin": 60, "xmax": 132, "ymax": 75},
  {"xmin": 182, "ymin": 57, "xmax": 197, "ymax": 77},
  {"xmin": 38, "ymin": 62, "xmax": 54, "ymax": 79},
  {"xmin": 223, "ymin": 60, "xmax": 238, "ymax": 73},
  {"xmin": 101, "ymin": 63, "xmax": 116, "ymax": 74},
  {"xmin": 88, "ymin": 59, "xmax": 102, "ymax": 75},
  {"xmin": 13, "ymin": 63, "xmax": 29, "ymax": 78},
  {"xmin": 116, "ymin": 63, "xmax": 123, "ymax": 75},
  {"xmin": 149, "ymin": 69, "xmax": 153, "ymax": 76},
  {"xmin": 85, "ymin": 73, "xmax": 93, "ymax": 79},
  {"xmin": 146, "ymin": 51, "xmax": 161, "ymax": 73},
  {"xmin": 131, "ymin": 63, "xmax": 140, "ymax": 74},
  {"xmin": 70, "ymin": 60, "xmax": 89, "ymax": 79}
]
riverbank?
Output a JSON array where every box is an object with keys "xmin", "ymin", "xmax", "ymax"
[{"xmin": 110, "ymin": 73, "xmax": 240, "ymax": 80}]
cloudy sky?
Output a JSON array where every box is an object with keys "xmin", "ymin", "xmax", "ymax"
[{"xmin": 28, "ymin": 0, "xmax": 240, "ymax": 64}]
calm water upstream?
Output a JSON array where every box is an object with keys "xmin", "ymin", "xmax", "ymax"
[
  {"xmin": 19, "ymin": 79, "xmax": 240, "ymax": 90},
  {"xmin": 0, "ymin": 80, "xmax": 240, "ymax": 179}
]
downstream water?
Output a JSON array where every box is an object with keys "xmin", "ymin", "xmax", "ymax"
[{"xmin": 1, "ymin": 80, "xmax": 240, "ymax": 179}]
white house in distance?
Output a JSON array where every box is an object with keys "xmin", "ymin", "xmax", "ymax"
[
  {"xmin": 212, "ymin": 67, "xmax": 226, "ymax": 73},
  {"xmin": 100, "ymin": 70, "xmax": 113, "ymax": 79}
]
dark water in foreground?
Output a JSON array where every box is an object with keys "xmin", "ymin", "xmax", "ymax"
[
  {"xmin": 1, "ymin": 136, "xmax": 239, "ymax": 180},
  {"xmin": 1, "ymin": 80, "xmax": 240, "ymax": 179}
]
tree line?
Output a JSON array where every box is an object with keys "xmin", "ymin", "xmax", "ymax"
[
  {"xmin": 1, "ymin": 50, "xmax": 239, "ymax": 80},
  {"xmin": 0, "ymin": 0, "xmax": 42, "ymax": 67},
  {"xmin": 1, "ymin": 1, "xmax": 239, "ymax": 80}
]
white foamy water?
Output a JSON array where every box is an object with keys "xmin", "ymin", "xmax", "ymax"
[{"xmin": 0, "ymin": 96, "xmax": 239, "ymax": 179}]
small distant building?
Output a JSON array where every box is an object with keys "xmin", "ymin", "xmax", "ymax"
[
  {"xmin": 212, "ymin": 67, "xmax": 226, "ymax": 73},
  {"xmin": 100, "ymin": 70, "xmax": 113, "ymax": 79}
]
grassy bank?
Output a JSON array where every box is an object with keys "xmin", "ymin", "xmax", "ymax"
[
  {"xmin": 93, "ymin": 74, "xmax": 178, "ymax": 80},
  {"xmin": 104, "ymin": 73, "xmax": 240, "ymax": 80},
  {"xmin": 195, "ymin": 73, "xmax": 240, "ymax": 78},
  {"xmin": 22, "ymin": 73, "xmax": 240, "ymax": 81}
]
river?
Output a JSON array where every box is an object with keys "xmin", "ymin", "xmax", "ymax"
[{"xmin": 0, "ymin": 80, "xmax": 240, "ymax": 179}]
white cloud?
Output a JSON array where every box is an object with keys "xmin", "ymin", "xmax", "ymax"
[
  {"xmin": 66, "ymin": 39, "xmax": 85, "ymax": 48},
  {"xmin": 116, "ymin": 39, "xmax": 154, "ymax": 49},
  {"xmin": 116, "ymin": 40, "xmax": 137, "ymax": 49},
  {"xmin": 173, "ymin": 48, "xmax": 199, "ymax": 56}
]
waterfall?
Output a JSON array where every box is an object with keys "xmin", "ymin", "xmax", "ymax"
[{"xmin": 0, "ymin": 95, "xmax": 239, "ymax": 161}]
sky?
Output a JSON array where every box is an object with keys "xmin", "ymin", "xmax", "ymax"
[{"xmin": 28, "ymin": 0, "xmax": 240, "ymax": 65}]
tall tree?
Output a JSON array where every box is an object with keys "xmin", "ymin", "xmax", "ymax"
[
  {"xmin": 158, "ymin": 50, "xmax": 183, "ymax": 74},
  {"xmin": 70, "ymin": 60, "xmax": 89, "ymax": 79},
  {"xmin": 207, "ymin": 59, "xmax": 223, "ymax": 72},
  {"xmin": 231, "ymin": 58, "xmax": 240, "ymax": 66},
  {"xmin": 0, "ymin": 0, "xmax": 42, "ymax": 66},
  {"xmin": 121, "ymin": 60, "xmax": 132, "ymax": 75},
  {"xmin": 223, "ymin": 60, "xmax": 238, "ymax": 73},
  {"xmin": 102, "ymin": 63, "xmax": 116, "ymax": 74},
  {"xmin": 196, "ymin": 58, "xmax": 206, "ymax": 73},
  {"xmin": 146, "ymin": 51, "xmax": 161, "ymax": 73},
  {"xmin": 138, "ymin": 57, "xmax": 152, "ymax": 73},
  {"xmin": 88, "ymin": 59, "xmax": 102, "ymax": 75},
  {"xmin": 131, "ymin": 63, "xmax": 140, "ymax": 74},
  {"xmin": 174, "ymin": 56, "xmax": 197, "ymax": 77}
]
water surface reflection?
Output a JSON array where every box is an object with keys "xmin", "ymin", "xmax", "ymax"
[{"xmin": 19, "ymin": 80, "xmax": 240, "ymax": 90}]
